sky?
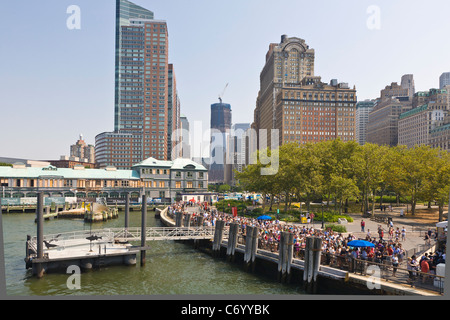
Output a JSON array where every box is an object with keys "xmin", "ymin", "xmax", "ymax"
[{"xmin": 1, "ymin": 0, "xmax": 449, "ymax": 161}]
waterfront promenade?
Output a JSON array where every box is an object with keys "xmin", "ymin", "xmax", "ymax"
[{"xmin": 166, "ymin": 201, "xmax": 446, "ymax": 295}]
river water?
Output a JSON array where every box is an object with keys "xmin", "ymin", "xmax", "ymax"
[{"xmin": 2, "ymin": 210, "xmax": 305, "ymax": 296}]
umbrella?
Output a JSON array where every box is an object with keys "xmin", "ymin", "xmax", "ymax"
[
  {"xmin": 257, "ymin": 215, "xmax": 272, "ymax": 220},
  {"xmin": 347, "ymin": 240, "xmax": 375, "ymax": 248}
]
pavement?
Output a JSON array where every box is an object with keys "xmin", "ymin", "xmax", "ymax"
[
  {"xmin": 211, "ymin": 202, "xmax": 446, "ymax": 254},
  {"xmin": 306, "ymin": 204, "xmax": 445, "ymax": 254}
]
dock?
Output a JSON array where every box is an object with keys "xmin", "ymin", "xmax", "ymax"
[
  {"xmin": 158, "ymin": 206, "xmax": 444, "ymax": 296},
  {"xmin": 25, "ymin": 230, "xmax": 139, "ymax": 274},
  {"xmin": 25, "ymin": 194, "xmax": 445, "ymax": 296}
]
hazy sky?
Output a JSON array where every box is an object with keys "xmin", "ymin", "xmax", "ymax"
[{"xmin": 1, "ymin": 0, "xmax": 449, "ymax": 160}]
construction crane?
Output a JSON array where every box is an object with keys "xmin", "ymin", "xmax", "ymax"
[{"xmin": 218, "ymin": 83, "xmax": 229, "ymax": 104}]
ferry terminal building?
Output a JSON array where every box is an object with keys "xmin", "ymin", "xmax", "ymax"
[{"xmin": 0, "ymin": 157, "xmax": 211, "ymax": 203}]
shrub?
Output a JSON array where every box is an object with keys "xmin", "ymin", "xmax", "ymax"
[
  {"xmin": 315, "ymin": 211, "xmax": 353, "ymax": 223},
  {"xmin": 325, "ymin": 224, "xmax": 347, "ymax": 233},
  {"xmin": 250, "ymin": 207, "xmax": 263, "ymax": 215},
  {"xmin": 215, "ymin": 199, "xmax": 247, "ymax": 214}
]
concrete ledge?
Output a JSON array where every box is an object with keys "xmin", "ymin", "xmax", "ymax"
[
  {"xmin": 159, "ymin": 207, "xmax": 174, "ymax": 227},
  {"xmin": 347, "ymin": 273, "xmax": 440, "ymax": 296}
]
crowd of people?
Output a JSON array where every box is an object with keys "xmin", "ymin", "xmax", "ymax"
[
  {"xmin": 167, "ymin": 201, "xmax": 446, "ymax": 280},
  {"xmin": 407, "ymin": 251, "xmax": 446, "ymax": 283}
]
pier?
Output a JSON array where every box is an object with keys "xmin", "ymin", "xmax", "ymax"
[
  {"xmin": 25, "ymin": 192, "xmax": 215, "ymax": 277},
  {"xmin": 25, "ymin": 194, "xmax": 444, "ymax": 296},
  {"xmin": 158, "ymin": 205, "xmax": 444, "ymax": 296},
  {"xmin": 25, "ymin": 225, "xmax": 215, "ymax": 275}
]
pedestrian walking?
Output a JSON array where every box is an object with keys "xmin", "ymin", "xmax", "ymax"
[
  {"xmin": 392, "ymin": 254, "xmax": 399, "ymax": 276},
  {"xmin": 361, "ymin": 219, "xmax": 365, "ymax": 232},
  {"xmin": 378, "ymin": 226, "xmax": 384, "ymax": 241}
]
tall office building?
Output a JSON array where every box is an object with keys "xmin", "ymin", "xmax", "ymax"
[
  {"xmin": 366, "ymin": 75, "xmax": 414, "ymax": 147},
  {"xmin": 440, "ymin": 72, "xmax": 450, "ymax": 89},
  {"xmin": 70, "ymin": 134, "xmax": 95, "ymax": 164},
  {"xmin": 355, "ymin": 100, "xmax": 377, "ymax": 145},
  {"xmin": 224, "ymin": 123, "xmax": 250, "ymax": 185},
  {"xmin": 179, "ymin": 114, "xmax": 191, "ymax": 159},
  {"xmin": 114, "ymin": 0, "xmax": 154, "ymax": 133},
  {"xmin": 366, "ymin": 98, "xmax": 410, "ymax": 147},
  {"xmin": 96, "ymin": 0, "xmax": 180, "ymax": 169},
  {"xmin": 168, "ymin": 64, "xmax": 181, "ymax": 160},
  {"xmin": 398, "ymin": 88, "xmax": 449, "ymax": 148},
  {"xmin": 401, "ymin": 74, "xmax": 415, "ymax": 99},
  {"xmin": 252, "ymin": 35, "xmax": 357, "ymax": 149},
  {"xmin": 209, "ymin": 102, "xmax": 232, "ymax": 183}
]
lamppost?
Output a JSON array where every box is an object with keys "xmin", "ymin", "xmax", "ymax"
[{"xmin": 321, "ymin": 202, "xmax": 324, "ymax": 229}]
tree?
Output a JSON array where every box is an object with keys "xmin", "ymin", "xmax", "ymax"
[
  {"xmin": 293, "ymin": 142, "xmax": 324, "ymax": 212},
  {"xmin": 218, "ymin": 184, "xmax": 231, "ymax": 193},
  {"xmin": 393, "ymin": 145, "xmax": 439, "ymax": 215},
  {"xmin": 0, "ymin": 162, "xmax": 13, "ymax": 167},
  {"xmin": 235, "ymin": 147, "xmax": 280, "ymax": 211},
  {"xmin": 317, "ymin": 139, "xmax": 360, "ymax": 210},
  {"xmin": 354, "ymin": 143, "xmax": 389, "ymax": 217},
  {"xmin": 421, "ymin": 149, "xmax": 450, "ymax": 221},
  {"xmin": 273, "ymin": 143, "xmax": 299, "ymax": 212},
  {"xmin": 329, "ymin": 173, "xmax": 360, "ymax": 214}
]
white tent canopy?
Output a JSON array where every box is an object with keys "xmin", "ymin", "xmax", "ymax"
[{"xmin": 436, "ymin": 221, "xmax": 448, "ymax": 228}]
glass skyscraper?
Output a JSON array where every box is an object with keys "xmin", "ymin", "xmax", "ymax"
[
  {"xmin": 114, "ymin": 0, "xmax": 154, "ymax": 132},
  {"xmin": 209, "ymin": 102, "xmax": 232, "ymax": 182},
  {"xmin": 96, "ymin": 0, "xmax": 180, "ymax": 169}
]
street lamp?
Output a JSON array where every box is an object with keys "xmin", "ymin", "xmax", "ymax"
[{"xmin": 321, "ymin": 202, "xmax": 324, "ymax": 229}]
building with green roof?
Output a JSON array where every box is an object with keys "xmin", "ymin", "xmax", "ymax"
[
  {"xmin": 429, "ymin": 122, "xmax": 450, "ymax": 151},
  {"xmin": 398, "ymin": 88, "xmax": 449, "ymax": 148},
  {"xmin": 0, "ymin": 157, "xmax": 208, "ymax": 202}
]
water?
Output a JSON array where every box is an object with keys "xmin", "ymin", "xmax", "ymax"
[{"xmin": 2, "ymin": 211, "xmax": 305, "ymax": 296}]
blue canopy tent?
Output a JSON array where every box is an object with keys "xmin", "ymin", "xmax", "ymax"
[
  {"xmin": 347, "ymin": 240, "xmax": 375, "ymax": 248},
  {"xmin": 257, "ymin": 215, "xmax": 272, "ymax": 220}
]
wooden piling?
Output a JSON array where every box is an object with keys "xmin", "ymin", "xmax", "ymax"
[
  {"xmin": 140, "ymin": 195, "xmax": 147, "ymax": 266},
  {"xmin": 212, "ymin": 220, "xmax": 225, "ymax": 257},
  {"xmin": 278, "ymin": 231, "xmax": 294, "ymax": 283},
  {"xmin": 226, "ymin": 223, "xmax": 239, "ymax": 262},
  {"xmin": 303, "ymin": 236, "xmax": 323, "ymax": 293},
  {"xmin": 36, "ymin": 192, "xmax": 44, "ymax": 278},
  {"xmin": 197, "ymin": 215, "xmax": 204, "ymax": 227},
  {"xmin": 175, "ymin": 211, "xmax": 183, "ymax": 227},
  {"xmin": 125, "ymin": 192, "xmax": 130, "ymax": 230},
  {"xmin": 244, "ymin": 225, "xmax": 259, "ymax": 272},
  {"xmin": 184, "ymin": 213, "xmax": 192, "ymax": 228}
]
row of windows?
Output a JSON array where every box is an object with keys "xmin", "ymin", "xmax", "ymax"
[{"xmin": 1, "ymin": 178, "xmax": 207, "ymax": 190}]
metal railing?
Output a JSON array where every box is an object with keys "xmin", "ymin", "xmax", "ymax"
[
  {"xmin": 115, "ymin": 226, "xmax": 216, "ymax": 241},
  {"xmin": 319, "ymin": 252, "xmax": 445, "ymax": 294},
  {"xmin": 226, "ymin": 231, "xmax": 445, "ymax": 295},
  {"xmin": 28, "ymin": 226, "xmax": 217, "ymax": 252}
]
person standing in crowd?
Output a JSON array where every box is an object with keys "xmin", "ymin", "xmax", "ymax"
[
  {"xmin": 420, "ymin": 255, "xmax": 430, "ymax": 283},
  {"xmin": 401, "ymin": 227, "xmax": 406, "ymax": 241},
  {"xmin": 392, "ymin": 253, "xmax": 399, "ymax": 276}
]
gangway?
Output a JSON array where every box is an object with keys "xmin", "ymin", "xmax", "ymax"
[{"xmin": 26, "ymin": 226, "xmax": 220, "ymax": 257}]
